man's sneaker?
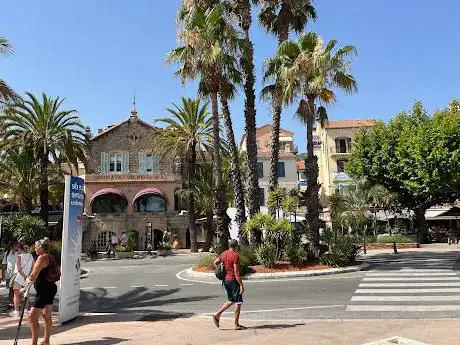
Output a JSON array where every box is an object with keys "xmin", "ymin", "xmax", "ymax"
[{"xmin": 9, "ymin": 310, "xmax": 20, "ymax": 317}]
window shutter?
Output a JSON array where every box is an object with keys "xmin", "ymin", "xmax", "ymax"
[
  {"xmin": 153, "ymin": 156, "xmax": 160, "ymax": 173},
  {"xmin": 335, "ymin": 139, "xmax": 340, "ymax": 153},
  {"xmin": 347, "ymin": 138, "xmax": 352, "ymax": 152},
  {"xmin": 122, "ymin": 152, "xmax": 129, "ymax": 173},
  {"xmin": 139, "ymin": 152, "xmax": 145, "ymax": 173},
  {"xmin": 277, "ymin": 162, "xmax": 285, "ymax": 178},
  {"xmin": 100, "ymin": 152, "xmax": 108, "ymax": 173}
]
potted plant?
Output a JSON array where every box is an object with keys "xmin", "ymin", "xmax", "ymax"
[
  {"xmin": 114, "ymin": 240, "xmax": 134, "ymax": 259},
  {"xmin": 157, "ymin": 232, "xmax": 172, "ymax": 256}
]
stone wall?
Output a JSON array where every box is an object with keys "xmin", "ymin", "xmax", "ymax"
[{"xmin": 88, "ymin": 116, "xmax": 177, "ymax": 175}]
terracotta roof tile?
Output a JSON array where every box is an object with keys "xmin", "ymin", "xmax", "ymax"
[
  {"xmin": 296, "ymin": 160, "xmax": 305, "ymax": 170},
  {"xmin": 326, "ymin": 119, "xmax": 377, "ymax": 129}
]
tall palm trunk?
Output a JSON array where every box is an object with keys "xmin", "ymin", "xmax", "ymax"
[
  {"xmin": 414, "ymin": 207, "xmax": 427, "ymax": 243},
  {"xmin": 304, "ymin": 97, "xmax": 321, "ymax": 258},
  {"xmin": 239, "ymin": 0, "xmax": 259, "ymax": 226},
  {"xmin": 39, "ymin": 152, "xmax": 49, "ymax": 227},
  {"xmin": 202, "ymin": 211, "xmax": 214, "ymax": 252},
  {"xmin": 268, "ymin": 27, "xmax": 289, "ymax": 216},
  {"xmin": 220, "ymin": 94, "xmax": 247, "ymax": 241},
  {"xmin": 188, "ymin": 142, "xmax": 198, "ymax": 252},
  {"xmin": 210, "ymin": 91, "xmax": 229, "ymax": 252},
  {"xmin": 268, "ymin": 99, "xmax": 282, "ymax": 216}
]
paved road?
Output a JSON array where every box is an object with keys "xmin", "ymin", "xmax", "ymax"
[{"xmin": 2, "ymin": 250, "xmax": 460, "ymax": 321}]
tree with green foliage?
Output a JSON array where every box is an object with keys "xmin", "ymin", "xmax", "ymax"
[
  {"xmin": 3, "ymin": 214, "xmax": 47, "ymax": 244},
  {"xmin": 264, "ymin": 32, "xmax": 358, "ymax": 257},
  {"xmin": 268, "ymin": 186, "xmax": 285, "ymax": 219},
  {"xmin": 258, "ymin": 0, "xmax": 317, "ymax": 213},
  {"xmin": 347, "ymin": 101, "xmax": 460, "ymax": 241},
  {"xmin": 169, "ymin": 3, "xmax": 246, "ymax": 249},
  {"xmin": 0, "ymin": 37, "xmax": 19, "ymax": 110},
  {"xmin": 153, "ymin": 97, "xmax": 213, "ymax": 253},
  {"xmin": 1, "ymin": 93, "xmax": 88, "ymax": 226}
]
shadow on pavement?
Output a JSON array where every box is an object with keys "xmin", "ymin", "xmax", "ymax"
[
  {"xmin": 64, "ymin": 337, "xmax": 129, "ymax": 345},
  {"xmin": 80, "ymin": 286, "xmax": 217, "ymax": 313},
  {"xmin": 0, "ymin": 287, "xmax": 214, "ymax": 341},
  {"xmin": 362, "ymin": 251, "xmax": 460, "ymax": 271},
  {"xmin": 249, "ymin": 323, "xmax": 305, "ymax": 330}
]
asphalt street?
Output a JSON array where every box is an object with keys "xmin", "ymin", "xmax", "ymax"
[{"xmin": 2, "ymin": 250, "xmax": 460, "ymax": 321}]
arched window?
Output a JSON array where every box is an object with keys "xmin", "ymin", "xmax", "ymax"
[
  {"xmin": 92, "ymin": 194, "xmax": 128, "ymax": 214},
  {"xmin": 97, "ymin": 231, "xmax": 116, "ymax": 249},
  {"xmin": 134, "ymin": 194, "xmax": 167, "ymax": 212}
]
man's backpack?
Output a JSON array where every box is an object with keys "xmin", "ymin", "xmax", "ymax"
[
  {"xmin": 215, "ymin": 252, "xmax": 226, "ymax": 281},
  {"xmin": 45, "ymin": 255, "xmax": 61, "ymax": 283}
]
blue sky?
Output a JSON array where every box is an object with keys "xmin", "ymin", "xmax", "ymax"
[{"xmin": 3, "ymin": 0, "xmax": 460, "ymax": 152}]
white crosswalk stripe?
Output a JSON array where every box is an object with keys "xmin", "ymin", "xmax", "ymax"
[{"xmin": 347, "ymin": 253, "xmax": 460, "ymax": 313}]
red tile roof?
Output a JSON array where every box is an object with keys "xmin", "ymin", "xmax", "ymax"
[
  {"xmin": 326, "ymin": 120, "xmax": 377, "ymax": 129},
  {"xmin": 296, "ymin": 160, "xmax": 305, "ymax": 170}
]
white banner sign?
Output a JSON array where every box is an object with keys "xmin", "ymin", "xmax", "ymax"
[{"xmin": 59, "ymin": 175, "xmax": 85, "ymax": 324}]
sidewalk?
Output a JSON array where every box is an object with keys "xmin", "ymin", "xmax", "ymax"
[{"xmin": 0, "ymin": 314, "xmax": 458, "ymax": 345}]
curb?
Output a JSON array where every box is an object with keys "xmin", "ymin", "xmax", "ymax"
[{"xmin": 183, "ymin": 262, "xmax": 370, "ymax": 281}]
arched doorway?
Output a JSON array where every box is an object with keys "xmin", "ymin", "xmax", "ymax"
[
  {"xmin": 133, "ymin": 188, "xmax": 167, "ymax": 213},
  {"xmin": 153, "ymin": 229, "xmax": 163, "ymax": 250},
  {"xmin": 91, "ymin": 189, "xmax": 128, "ymax": 214}
]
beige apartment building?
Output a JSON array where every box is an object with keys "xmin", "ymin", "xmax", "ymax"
[
  {"xmin": 314, "ymin": 119, "xmax": 376, "ymax": 202},
  {"xmin": 241, "ymin": 124, "xmax": 298, "ymax": 205}
]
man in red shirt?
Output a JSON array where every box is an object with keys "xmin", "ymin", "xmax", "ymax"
[{"xmin": 212, "ymin": 239, "xmax": 246, "ymax": 330}]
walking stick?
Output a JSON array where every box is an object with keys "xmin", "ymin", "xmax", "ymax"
[{"xmin": 13, "ymin": 282, "xmax": 32, "ymax": 345}]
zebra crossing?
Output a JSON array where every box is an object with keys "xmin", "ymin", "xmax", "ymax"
[{"xmin": 347, "ymin": 253, "xmax": 460, "ymax": 314}]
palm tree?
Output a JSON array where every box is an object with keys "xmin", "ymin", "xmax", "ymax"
[
  {"xmin": 0, "ymin": 37, "xmax": 19, "ymax": 110},
  {"xmin": 265, "ymin": 32, "xmax": 358, "ymax": 257},
  {"xmin": 219, "ymin": 78, "xmax": 247, "ymax": 241},
  {"xmin": 0, "ymin": 146, "xmax": 39, "ymax": 213},
  {"xmin": 283, "ymin": 195, "xmax": 297, "ymax": 222},
  {"xmin": 168, "ymin": 3, "xmax": 243, "ymax": 249},
  {"xmin": 268, "ymin": 186, "xmax": 285, "ymax": 220},
  {"xmin": 1, "ymin": 92, "xmax": 88, "ymax": 225},
  {"xmin": 153, "ymin": 97, "xmax": 213, "ymax": 253},
  {"xmin": 258, "ymin": 0, "xmax": 317, "ymax": 213},
  {"xmin": 235, "ymin": 0, "xmax": 260, "ymax": 220},
  {"xmin": 340, "ymin": 181, "xmax": 370, "ymax": 253}
]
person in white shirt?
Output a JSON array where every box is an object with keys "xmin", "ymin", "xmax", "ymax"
[
  {"xmin": 10, "ymin": 243, "xmax": 34, "ymax": 317},
  {"xmin": 107, "ymin": 233, "xmax": 119, "ymax": 257},
  {"xmin": 121, "ymin": 232, "xmax": 128, "ymax": 246},
  {"xmin": 1, "ymin": 242, "xmax": 18, "ymax": 312}
]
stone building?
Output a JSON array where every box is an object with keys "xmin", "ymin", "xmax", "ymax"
[{"xmin": 81, "ymin": 104, "xmax": 187, "ymax": 252}]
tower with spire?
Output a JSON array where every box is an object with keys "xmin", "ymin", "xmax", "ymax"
[{"xmin": 130, "ymin": 91, "xmax": 138, "ymax": 122}]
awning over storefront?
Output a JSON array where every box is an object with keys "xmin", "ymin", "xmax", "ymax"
[
  {"xmin": 426, "ymin": 207, "xmax": 460, "ymax": 220},
  {"xmin": 90, "ymin": 188, "xmax": 127, "ymax": 204},
  {"xmin": 132, "ymin": 188, "xmax": 165, "ymax": 203}
]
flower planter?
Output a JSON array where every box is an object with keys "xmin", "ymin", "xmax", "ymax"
[
  {"xmin": 115, "ymin": 251, "xmax": 134, "ymax": 259},
  {"xmin": 157, "ymin": 249, "xmax": 172, "ymax": 257}
]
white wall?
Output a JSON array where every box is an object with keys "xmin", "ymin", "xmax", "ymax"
[{"xmin": 258, "ymin": 159, "xmax": 298, "ymax": 205}]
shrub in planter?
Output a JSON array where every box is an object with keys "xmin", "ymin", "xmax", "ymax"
[
  {"xmin": 320, "ymin": 235, "xmax": 361, "ymax": 267},
  {"xmin": 197, "ymin": 254, "xmax": 217, "ymax": 270},
  {"xmin": 285, "ymin": 245, "xmax": 311, "ymax": 268},
  {"xmin": 256, "ymin": 243, "xmax": 276, "ymax": 268},
  {"xmin": 239, "ymin": 246, "xmax": 258, "ymax": 266}
]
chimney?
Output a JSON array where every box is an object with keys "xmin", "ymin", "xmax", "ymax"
[{"xmin": 98, "ymin": 128, "xmax": 103, "ymax": 134}]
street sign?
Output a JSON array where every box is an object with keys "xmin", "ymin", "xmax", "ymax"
[{"xmin": 58, "ymin": 175, "xmax": 85, "ymax": 324}]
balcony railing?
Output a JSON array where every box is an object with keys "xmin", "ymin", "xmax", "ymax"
[
  {"xmin": 85, "ymin": 173, "xmax": 182, "ymax": 183},
  {"xmin": 331, "ymin": 172, "xmax": 351, "ymax": 181},
  {"xmin": 329, "ymin": 146, "xmax": 351, "ymax": 155}
]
